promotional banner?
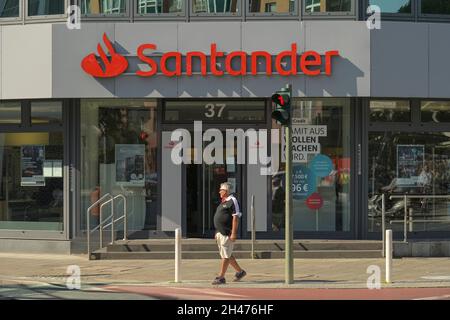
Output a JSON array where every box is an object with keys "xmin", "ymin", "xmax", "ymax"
[
  {"xmin": 396, "ymin": 145, "xmax": 424, "ymax": 186},
  {"xmin": 292, "ymin": 165, "xmax": 316, "ymax": 200},
  {"xmin": 115, "ymin": 144, "xmax": 146, "ymax": 187},
  {"xmin": 282, "ymin": 125, "xmax": 328, "ymax": 163},
  {"xmin": 21, "ymin": 145, "xmax": 45, "ymax": 187}
]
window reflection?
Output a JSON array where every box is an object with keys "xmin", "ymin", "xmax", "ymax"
[
  {"xmin": 0, "ymin": 132, "xmax": 64, "ymax": 231},
  {"xmin": 368, "ymin": 132, "xmax": 450, "ymax": 232},
  {"xmin": 0, "ymin": 0, "xmax": 19, "ymax": 17},
  {"xmin": 271, "ymin": 99, "xmax": 351, "ymax": 232},
  {"xmin": 370, "ymin": 100, "xmax": 410, "ymax": 122},
  {"xmin": 422, "ymin": 0, "xmax": 450, "ymax": 15},
  {"xmin": 80, "ymin": 100, "xmax": 158, "ymax": 232},
  {"xmin": 28, "ymin": 0, "xmax": 65, "ymax": 16},
  {"xmin": 421, "ymin": 101, "xmax": 450, "ymax": 123},
  {"xmin": 368, "ymin": 0, "xmax": 411, "ymax": 14},
  {"xmin": 0, "ymin": 102, "xmax": 21, "ymax": 124},
  {"xmin": 192, "ymin": 0, "xmax": 239, "ymax": 14},
  {"xmin": 137, "ymin": 0, "xmax": 183, "ymax": 14},
  {"xmin": 304, "ymin": 0, "xmax": 351, "ymax": 13},
  {"xmin": 31, "ymin": 101, "xmax": 63, "ymax": 125},
  {"xmin": 81, "ymin": 0, "xmax": 126, "ymax": 15},
  {"xmin": 249, "ymin": 0, "xmax": 296, "ymax": 13}
]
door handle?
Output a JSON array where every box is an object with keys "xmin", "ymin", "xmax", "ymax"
[{"xmin": 357, "ymin": 144, "xmax": 362, "ymax": 176}]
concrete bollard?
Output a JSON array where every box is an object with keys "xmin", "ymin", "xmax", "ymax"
[
  {"xmin": 175, "ymin": 228, "xmax": 181, "ymax": 283},
  {"xmin": 385, "ymin": 229, "xmax": 393, "ymax": 284}
]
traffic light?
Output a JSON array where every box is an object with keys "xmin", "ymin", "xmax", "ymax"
[{"xmin": 271, "ymin": 85, "xmax": 291, "ymax": 126}]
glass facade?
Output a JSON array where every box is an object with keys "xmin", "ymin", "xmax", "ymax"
[
  {"xmin": 421, "ymin": 0, "xmax": 450, "ymax": 15},
  {"xmin": 370, "ymin": 100, "xmax": 411, "ymax": 122},
  {"xmin": 28, "ymin": 0, "xmax": 65, "ymax": 16},
  {"xmin": 421, "ymin": 101, "xmax": 450, "ymax": 123},
  {"xmin": 31, "ymin": 101, "xmax": 63, "ymax": 125},
  {"xmin": 272, "ymin": 98, "xmax": 351, "ymax": 232},
  {"xmin": 0, "ymin": 102, "xmax": 21, "ymax": 124},
  {"xmin": 192, "ymin": 0, "xmax": 239, "ymax": 14},
  {"xmin": 368, "ymin": 131, "xmax": 450, "ymax": 232},
  {"xmin": 136, "ymin": 0, "xmax": 183, "ymax": 14},
  {"xmin": 304, "ymin": 0, "xmax": 352, "ymax": 13},
  {"xmin": 80, "ymin": 99, "xmax": 158, "ymax": 232},
  {"xmin": 368, "ymin": 0, "xmax": 412, "ymax": 14},
  {"xmin": 248, "ymin": 0, "xmax": 296, "ymax": 14},
  {"xmin": 0, "ymin": 132, "xmax": 64, "ymax": 231},
  {"xmin": 81, "ymin": 0, "xmax": 126, "ymax": 15},
  {"xmin": 0, "ymin": 0, "xmax": 19, "ymax": 17}
]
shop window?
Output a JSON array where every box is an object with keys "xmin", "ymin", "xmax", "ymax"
[
  {"xmin": 0, "ymin": 102, "xmax": 21, "ymax": 124},
  {"xmin": 31, "ymin": 101, "xmax": 63, "ymax": 125},
  {"xmin": 421, "ymin": 0, "xmax": 450, "ymax": 15},
  {"xmin": 136, "ymin": 0, "xmax": 183, "ymax": 15},
  {"xmin": 81, "ymin": 0, "xmax": 127, "ymax": 15},
  {"xmin": 28, "ymin": 0, "xmax": 65, "ymax": 16},
  {"xmin": 421, "ymin": 101, "xmax": 450, "ymax": 123},
  {"xmin": 271, "ymin": 99, "xmax": 351, "ymax": 232},
  {"xmin": 304, "ymin": 0, "xmax": 353, "ymax": 14},
  {"xmin": 248, "ymin": 0, "xmax": 297, "ymax": 14},
  {"xmin": 0, "ymin": 0, "xmax": 20, "ymax": 18},
  {"xmin": 368, "ymin": 0, "xmax": 412, "ymax": 14},
  {"xmin": 0, "ymin": 132, "xmax": 64, "ymax": 231},
  {"xmin": 368, "ymin": 131, "xmax": 450, "ymax": 233},
  {"xmin": 369, "ymin": 100, "xmax": 411, "ymax": 122},
  {"xmin": 80, "ymin": 99, "xmax": 158, "ymax": 232},
  {"xmin": 192, "ymin": 0, "xmax": 240, "ymax": 15}
]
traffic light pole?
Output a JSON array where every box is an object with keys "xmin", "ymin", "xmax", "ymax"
[
  {"xmin": 285, "ymin": 124, "xmax": 294, "ymax": 284},
  {"xmin": 284, "ymin": 84, "xmax": 293, "ymax": 285}
]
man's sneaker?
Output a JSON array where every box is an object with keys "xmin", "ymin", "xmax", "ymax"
[
  {"xmin": 233, "ymin": 270, "xmax": 247, "ymax": 282},
  {"xmin": 211, "ymin": 276, "xmax": 226, "ymax": 285}
]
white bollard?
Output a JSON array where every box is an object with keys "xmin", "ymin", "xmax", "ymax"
[
  {"xmin": 175, "ymin": 228, "xmax": 181, "ymax": 283},
  {"xmin": 385, "ymin": 229, "xmax": 393, "ymax": 284}
]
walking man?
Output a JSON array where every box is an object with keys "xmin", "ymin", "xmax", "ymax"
[{"xmin": 212, "ymin": 182, "xmax": 247, "ymax": 285}]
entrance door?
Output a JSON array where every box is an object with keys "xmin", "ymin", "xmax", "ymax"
[{"xmin": 186, "ymin": 159, "xmax": 242, "ymax": 238}]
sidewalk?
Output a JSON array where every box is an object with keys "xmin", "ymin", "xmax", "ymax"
[{"xmin": 0, "ymin": 252, "xmax": 449, "ymax": 289}]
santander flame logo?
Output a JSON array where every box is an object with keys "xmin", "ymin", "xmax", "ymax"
[{"xmin": 81, "ymin": 33, "xmax": 128, "ymax": 78}]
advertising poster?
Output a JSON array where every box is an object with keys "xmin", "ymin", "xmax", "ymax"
[
  {"xmin": 292, "ymin": 165, "xmax": 316, "ymax": 200},
  {"xmin": 115, "ymin": 144, "xmax": 145, "ymax": 187},
  {"xmin": 396, "ymin": 145, "xmax": 424, "ymax": 186},
  {"xmin": 21, "ymin": 145, "xmax": 45, "ymax": 187}
]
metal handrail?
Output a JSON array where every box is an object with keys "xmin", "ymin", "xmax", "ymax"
[
  {"xmin": 388, "ymin": 194, "xmax": 450, "ymax": 242},
  {"xmin": 86, "ymin": 193, "xmax": 128, "ymax": 258},
  {"xmin": 87, "ymin": 193, "xmax": 112, "ymax": 257}
]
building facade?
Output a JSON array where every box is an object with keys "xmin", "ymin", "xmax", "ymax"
[{"xmin": 0, "ymin": 0, "xmax": 450, "ymax": 253}]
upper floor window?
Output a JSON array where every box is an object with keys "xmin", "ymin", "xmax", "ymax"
[
  {"xmin": 0, "ymin": 0, "xmax": 20, "ymax": 18},
  {"xmin": 28, "ymin": 0, "xmax": 65, "ymax": 16},
  {"xmin": 81, "ymin": 0, "xmax": 127, "ymax": 15},
  {"xmin": 368, "ymin": 0, "xmax": 412, "ymax": 14},
  {"xmin": 248, "ymin": 0, "xmax": 296, "ymax": 14},
  {"xmin": 192, "ymin": 0, "xmax": 240, "ymax": 15},
  {"xmin": 136, "ymin": 0, "xmax": 183, "ymax": 15},
  {"xmin": 304, "ymin": 0, "xmax": 352, "ymax": 14},
  {"xmin": 421, "ymin": 0, "xmax": 450, "ymax": 15}
]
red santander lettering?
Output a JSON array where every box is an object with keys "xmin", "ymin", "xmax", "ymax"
[{"xmin": 82, "ymin": 35, "xmax": 340, "ymax": 78}]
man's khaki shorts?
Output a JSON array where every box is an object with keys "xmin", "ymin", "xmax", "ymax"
[{"xmin": 215, "ymin": 232, "xmax": 234, "ymax": 259}]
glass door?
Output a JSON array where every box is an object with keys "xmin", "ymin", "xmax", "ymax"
[{"xmin": 186, "ymin": 133, "xmax": 242, "ymax": 238}]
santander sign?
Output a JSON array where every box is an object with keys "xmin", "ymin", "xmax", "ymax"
[{"xmin": 82, "ymin": 33, "xmax": 340, "ymax": 78}]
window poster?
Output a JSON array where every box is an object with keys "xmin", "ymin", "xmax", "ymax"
[
  {"xmin": 396, "ymin": 145, "xmax": 425, "ymax": 186},
  {"xmin": 115, "ymin": 144, "xmax": 145, "ymax": 187},
  {"xmin": 21, "ymin": 145, "xmax": 45, "ymax": 187}
]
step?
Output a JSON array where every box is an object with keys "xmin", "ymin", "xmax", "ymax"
[
  {"xmin": 105, "ymin": 241, "xmax": 383, "ymax": 253},
  {"xmin": 90, "ymin": 250, "xmax": 383, "ymax": 260}
]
